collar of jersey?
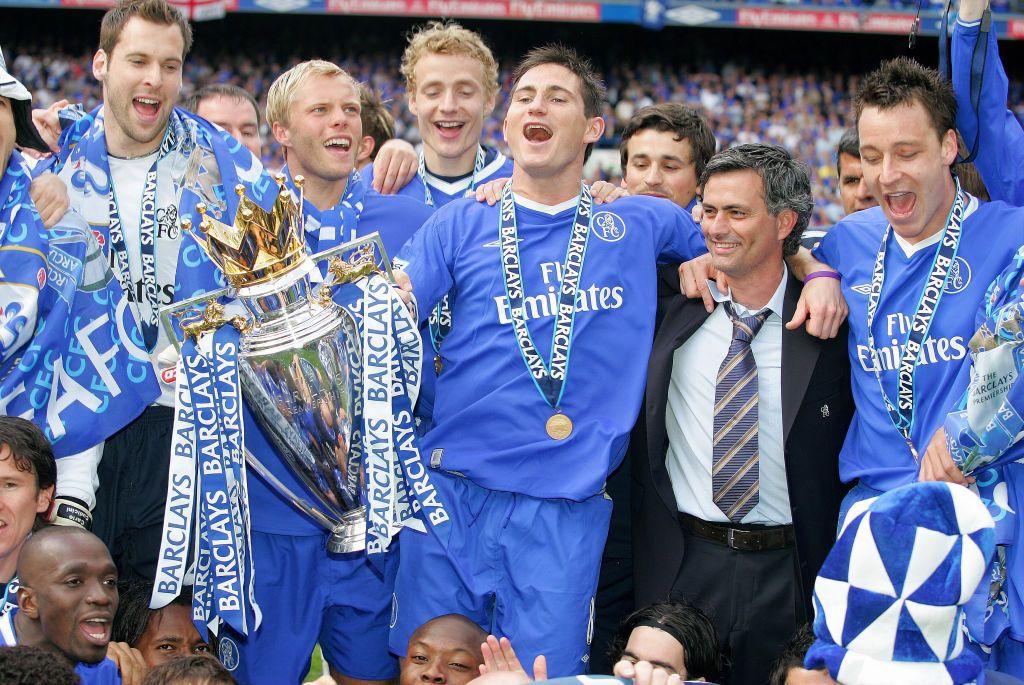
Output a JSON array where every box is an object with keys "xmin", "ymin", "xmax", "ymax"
[
  {"xmin": 423, "ymin": 149, "xmax": 507, "ymax": 196},
  {"xmin": 513, "ymin": 192, "xmax": 580, "ymax": 216},
  {"xmin": 893, "ymin": 193, "xmax": 979, "ymax": 258}
]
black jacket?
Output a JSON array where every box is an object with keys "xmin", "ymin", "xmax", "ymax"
[{"xmin": 631, "ymin": 273, "xmax": 853, "ymax": 614}]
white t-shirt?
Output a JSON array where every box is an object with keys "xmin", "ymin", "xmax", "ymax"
[{"xmin": 108, "ymin": 152, "xmax": 183, "ymax": 406}]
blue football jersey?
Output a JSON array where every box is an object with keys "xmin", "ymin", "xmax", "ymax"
[
  {"xmin": 364, "ymin": 146, "xmax": 514, "ymax": 207},
  {"xmin": 245, "ymin": 183, "xmax": 432, "ymax": 535},
  {"xmin": 372, "ymin": 147, "xmax": 515, "ymax": 431},
  {"xmin": 813, "ymin": 198, "xmax": 1024, "ymax": 492},
  {"xmin": 400, "ymin": 192, "xmax": 707, "ymax": 500}
]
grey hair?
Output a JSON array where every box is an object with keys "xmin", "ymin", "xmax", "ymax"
[{"xmin": 699, "ymin": 143, "xmax": 813, "ymax": 257}]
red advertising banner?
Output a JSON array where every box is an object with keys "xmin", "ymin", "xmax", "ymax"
[
  {"xmin": 326, "ymin": 0, "xmax": 600, "ymax": 20},
  {"xmin": 737, "ymin": 6, "xmax": 915, "ymax": 33}
]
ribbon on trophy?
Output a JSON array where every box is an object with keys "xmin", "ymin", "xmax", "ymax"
[
  {"xmin": 337, "ymin": 265, "xmax": 451, "ymax": 563},
  {"xmin": 155, "ymin": 317, "xmax": 260, "ymax": 636},
  {"xmin": 943, "ymin": 244, "xmax": 1024, "ymax": 656}
]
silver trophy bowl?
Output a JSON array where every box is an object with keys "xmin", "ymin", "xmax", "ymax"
[{"xmin": 234, "ymin": 262, "xmax": 365, "ymax": 553}]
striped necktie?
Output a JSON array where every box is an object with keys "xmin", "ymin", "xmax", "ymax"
[{"xmin": 713, "ymin": 301, "xmax": 770, "ymax": 523}]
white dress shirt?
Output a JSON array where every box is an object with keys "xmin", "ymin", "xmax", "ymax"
[{"xmin": 665, "ymin": 267, "xmax": 793, "ymax": 525}]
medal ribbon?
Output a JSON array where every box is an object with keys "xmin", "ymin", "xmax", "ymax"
[
  {"xmin": 105, "ymin": 117, "xmax": 181, "ymax": 351},
  {"xmin": 427, "ymin": 147, "xmax": 488, "ymax": 359},
  {"xmin": 498, "ymin": 182, "xmax": 592, "ymax": 413},
  {"xmin": 865, "ymin": 182, "xmax": 967, "ymax": 459}
]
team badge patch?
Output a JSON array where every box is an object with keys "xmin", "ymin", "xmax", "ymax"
[
  {"xmin": 218, "ymin": 636, "xmax": 240, "ymax": 671},
  {"xmin": 945, "ymin": 256, "xmax": 972, "ymax": 294},
  {"xmin": 591, "ymin": 212, "xmax": 626, "ymax": 243}
]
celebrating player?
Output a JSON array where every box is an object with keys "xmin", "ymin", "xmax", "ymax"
[
  {"xmin": 173, "ymin": 59, "xmax": 432, "ymax": 685},
  {"xmin": 390, "ymin": 44, "xmax": 707, "ymax": 675},
  {"xmin": 1, "ymin": 527, "xmax": 121, "ymax": 685},
  {"xmin": 32, "ymin": 0, "xmax": 275, "ymax": 581},
  {"xmin": 804, "ymin": 57, "xmax": 1024, "ymax": 509}
]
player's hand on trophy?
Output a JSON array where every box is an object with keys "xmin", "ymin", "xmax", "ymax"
[
  {"xmin": 393, "ymin": 269, "xmax": 415, "ymax": 313},
  {"xmin": 919, "ymin": 427, "xmax": 974, "ymax": 486},
  {"xmin": 45, "ymin": 495, "xmax": 93, "ymax": 529},
  {"xmin": 29, "ymin": 99, "xmax": 67, "ymax": 154},
  {"xmin": 371, "ymin": 139, "xmax": 418, "ymax": 195},
  {"xmin": 613, "ymin": 659, "xmax": 682, "ymax": 685},
  {"xmin": 29, "ymin": 172, "xmax": 70, "ymax": 229},
  {"xmin": 106, "ymin": 642, "xmax": 148, "ymax": 685},
  {"xmin": 589, "ymin": 180, "xmax": 629, "ymax": 204},
  {"xmin": 475, "ymin": 177, "xmax": 510, "ymax": 206},
  {"xmin": 479, "ymin": 635, "xmax": 547, "ymax": 683},
  {"xmin": 678, "ymin": 253, "xmax": 728, "ymax": 313}
]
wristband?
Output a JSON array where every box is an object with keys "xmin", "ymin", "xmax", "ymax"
[
  {"xmin": 45, "ymin": 496, "xmax": 93, "ymax": 530},
  {"xmin": 805, "ymin": 271, "xmax": 841, "ymax": 283}
]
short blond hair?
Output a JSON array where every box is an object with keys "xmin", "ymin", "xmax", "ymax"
[
  {"xmin": 266, "ymin": 59, "xmax": 355, "ymax": 127},
  {"xmin": 400, "ymin": 21, "xmax": 499, "ymax": 100}
]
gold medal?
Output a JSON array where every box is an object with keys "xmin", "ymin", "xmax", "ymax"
[
  {"xmin": 545, "ymin": 413, "xmax": 573, "ymax": 440},
  {"xmin": 434, "ymin": 355, "xmax": 443, "ymax": 375}
]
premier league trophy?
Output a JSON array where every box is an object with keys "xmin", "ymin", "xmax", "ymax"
[
  {"xmin": 152, "ymin": 169, "xmax": 429, "ymax": 635},
  {"xmin": 178, "ymin": 176, "xmax": 373, "ymax": 552}
]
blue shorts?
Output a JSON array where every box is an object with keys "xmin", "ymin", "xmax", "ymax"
[
  {"xmin": 216, "ymin": 531, "xmax": 399, "ymax": 685},
  {"xmin": 390, "ymin": 471, "xmax": 612, "ymax": 676}
]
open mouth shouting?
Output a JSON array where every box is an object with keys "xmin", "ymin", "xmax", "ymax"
[
  {"xmin": 78, "ymin": 615, "xmax": 112, "ymax": 646},
  {"xmin": 523, "ymin": 123, "xmax": 553, "ymax": 144},
  {"xmin": 132, "ymin": 96, "xmax": 161, "ymax": 123},
  {"xmin": 324, "ymin": 136, "xmax": 352, "ymax": 156},
  {"xmin": 433, "ymin": 120, "xmax": 467, "ymax": 141},
  {"xmin": 884, "ymin": 191, "xmax": 917, "ymax": 220}
]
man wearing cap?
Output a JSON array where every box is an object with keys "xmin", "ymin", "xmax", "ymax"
[{"xmin": 0, "ymin": 47, "xmax": 158, "ymax": 530}]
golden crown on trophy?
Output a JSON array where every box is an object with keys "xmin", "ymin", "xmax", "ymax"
[{"xmin": 182, "ymin": 173, "xmax": 307, "ymax": 288}]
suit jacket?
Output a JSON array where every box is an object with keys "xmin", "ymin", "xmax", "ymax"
[{"xmin": 632, "ymin": 273, "xmax": 853, "ymax": 614}]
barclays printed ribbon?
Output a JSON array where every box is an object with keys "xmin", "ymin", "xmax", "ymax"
[
  {"xmin": 158, "ymin": 324, "xmax": 260, "ymax": 636},
  {"xmin": 499, "ymin": 182, "xmax": 593, "ymax": 420},
  {"xmin": 341, "ymin": 272, "xmax": 452, "ymax": 561},
  {"xmin": 0, "ymin": 150, "xmax": 158, "ymax": 455},
  {"xmin": 866, "ymin": 183, "xmax": 967, "ymax": 460}
]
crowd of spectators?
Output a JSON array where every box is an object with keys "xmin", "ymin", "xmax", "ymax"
[{"xmin": 6, "ymin": 31, "xmax": 1024, "ymax": 226}]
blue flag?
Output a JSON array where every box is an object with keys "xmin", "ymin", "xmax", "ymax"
[{"xmin": 0, "ymin": 150, "xmax": 158, "ymax": 455}]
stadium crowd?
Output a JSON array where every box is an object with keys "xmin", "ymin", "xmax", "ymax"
[
  {"xmin": 8, "ymin": 36, "xmax": 1022, "ymax": 228},
  {"xmin": 2, "ymin": 0, "xmax": 1024, "ymax": 683}
]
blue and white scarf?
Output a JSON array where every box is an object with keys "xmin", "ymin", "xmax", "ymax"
[{"xmin": 0, "ymin": 150, "xmax": 158, "ymax": 455}]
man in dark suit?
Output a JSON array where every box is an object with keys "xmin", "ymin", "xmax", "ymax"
[{"xmin": 631, "ymin": 144, "xmax": 853, "ymax": 685}]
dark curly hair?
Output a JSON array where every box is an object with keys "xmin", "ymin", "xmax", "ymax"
[{"xmin": 0, "ymin": 645, "xmax": 80, "ymax": 685}]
